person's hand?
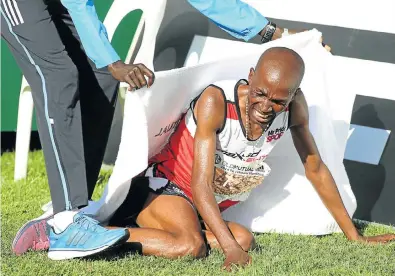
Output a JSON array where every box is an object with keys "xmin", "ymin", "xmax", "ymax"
[
  {"xmin": 270, "ymin": 27, "xmax": 332, "ymax": 52},
  {"xmin": 281, "ymin": 28, "xmax": 331, "ymax": 52},
  {"xmin": 222, "ymin": 247, "xmax": 252, "ymax": 272},
  {"xmin": 108, "ymin": 61, "xmax": 155, "ymax": 91},
  {"xmin": 352, "ymin": 234, "xmax": 395, "ymax": 244},
  {"xmin": 319, "ymin": 36, "xmax": 331, "ymax": 52}
]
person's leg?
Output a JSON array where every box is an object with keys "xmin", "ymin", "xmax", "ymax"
[
  {"xmin": 131, "ymin": 193, "xmax": 207, "ymax": 258},
  {"xmin": 50, "ymin": 8, "xmax": 120, "ymax": 198},
  {"xmin": 203, "ymin": 221, "xmax": 256, "ymax": 252},
  {"xmin": 2, "ymin": 0, "xmax": 127, "ymax": 258},
  {"xmin": 1, "ymin": 0, "xmax": 86, "ymax": 216},
  {"xmin": 108, "ymin": 178, "xmax": 255, "ymax": 257},
  {"xmin": 108, "ymin": 179, "xmax": 207, "ymax": 259}
]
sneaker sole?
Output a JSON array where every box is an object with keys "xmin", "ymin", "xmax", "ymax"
[
  {"xmin": 12, "ymin": 213, "xmax": 52, "ymax": 255},
  {"xmin": 47, "ymin": 229, "xmax": 129, "ymax": 260}
]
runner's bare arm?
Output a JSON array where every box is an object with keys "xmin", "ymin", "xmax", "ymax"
[
  {"xmin": 191, "ymin": 87, "xmax": 246, "ymax": 254},
  {"xmin": 289, "ymin": 91, "xmax": 361, "ymax": 240},
  {"xmin": 289, "ymin": 91, "xmax": 395, "ymax": 243}
]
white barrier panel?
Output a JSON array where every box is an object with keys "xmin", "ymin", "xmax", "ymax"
[
  {"xmin": 81, "ymin": 30, "xmax": 357, "ymax": 235},
  {"xmin": 345, "ymin": 125, "xmax": 391, "ymax": 165}
]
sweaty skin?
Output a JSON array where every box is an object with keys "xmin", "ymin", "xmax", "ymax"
[{"xmin": 108, "ymin": 47, "xmax": 395, "ymax": 271}]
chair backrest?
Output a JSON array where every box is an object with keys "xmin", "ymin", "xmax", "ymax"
[
  {"xmin": 104, "ymin": 0, "xmax": 167, "ymax": 68},
  {"xmin": 108, "ymin": 9, "xmax": 143, "ymax": 62},
  {"xmin": 103, "ymin": 0, "xmax": 167, "ymax": 69}
]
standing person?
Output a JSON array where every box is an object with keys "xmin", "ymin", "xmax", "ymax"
[
  {"xmin": 7, "ymin": 0, "xmax": 328, "ymax": 260},
  {"xmin": 2, "ymin": 0, "xmax": 154, "ymax": 260}
]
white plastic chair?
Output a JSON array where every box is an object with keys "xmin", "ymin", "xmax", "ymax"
[
  {"xmin": 14, "ymin": 0, "xmax": 167, "ymax": 181},
  {"xmin": 104, "ymin": 0, "xmax": 166, "ymax": 70},
  {"xmin": 14, "ymin": 76, "xmax": 34, "ymax": 181}
]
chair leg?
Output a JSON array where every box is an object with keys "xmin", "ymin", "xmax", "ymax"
[{"xmin": 14, "ymin": 90, "xmax": 34, "ymax": 181}]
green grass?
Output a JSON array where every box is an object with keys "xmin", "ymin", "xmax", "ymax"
[{"xmin": 1, "ymin": 151, "xmax": 395, "ymax": 276}]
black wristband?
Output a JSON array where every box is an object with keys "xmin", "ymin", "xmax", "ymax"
[{"xmin": 261, "ymin": 22, "xmax": 277, "ymax": 43}]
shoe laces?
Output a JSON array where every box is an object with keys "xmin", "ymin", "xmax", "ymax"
[{"xmin": 74, "ymin": 215, "xmax": 100, "ymax": 232}]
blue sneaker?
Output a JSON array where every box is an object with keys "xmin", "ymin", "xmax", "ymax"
[{"xmin": 48, "ymin": 213, "xmax": 129, "ymax": 260}]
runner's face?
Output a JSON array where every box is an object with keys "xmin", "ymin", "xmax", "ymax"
[{"xmin": 247, "ymin": 68, "xmax": 294, "ymax": 125}]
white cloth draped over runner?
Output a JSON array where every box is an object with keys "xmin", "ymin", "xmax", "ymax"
[{"xmin": 72, "ymin": 29, "xmax": 356, "ymax": 235}]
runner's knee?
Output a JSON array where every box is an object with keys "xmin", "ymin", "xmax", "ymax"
[
  {"xmin": 178, "ymin": 234, "xmax": 207, "ymax": 259},
  {"xmin": 234, "ymin": 228, "xmax": 256, "ymax": 251}
]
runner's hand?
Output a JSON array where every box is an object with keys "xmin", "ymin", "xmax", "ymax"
[
  {"xmin": 222, "ymin": 247, "xmax": 252, "ymax": 271},
  {"xmin": 353, "ymin": 234, "xmax": 395, "ymax": 244}
]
